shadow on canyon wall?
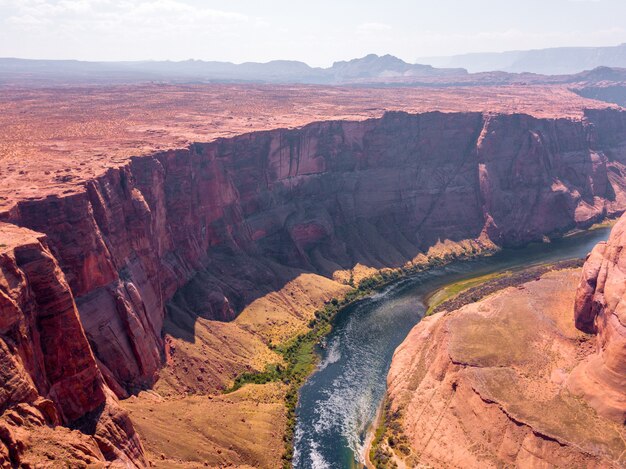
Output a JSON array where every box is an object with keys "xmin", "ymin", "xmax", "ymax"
[
  {"xmin": 5, "ymin": 109, "xmax": 626, "ymax": 397},
  {"xmin": 575, "ymin": 85, "xmax": 626, "ymax": 108}
]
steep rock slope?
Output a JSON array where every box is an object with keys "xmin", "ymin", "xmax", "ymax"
[
  {"xmin": 572, "ymin": 213, "xmax": 626, "ymax": 422},
  {"xmin": 0, "ymin": 223, "xmax": 144, "ymax": 467},
  {"xmin": 2, "ymin": 110, "xmax": 626, "ymax": 398},
  {"xmin": 2, "ymin": 110, "xmax": 626, "ymax": 464},
  {"xmin": 386, "ymin": 268, "xmax": 625, "ymax": 468}
]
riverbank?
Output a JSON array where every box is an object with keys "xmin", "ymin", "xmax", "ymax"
[
  {"xmin": 226, "ymin": 243, "xmax": 497, "ymax": 467},
  {"xmin": 381, "ymin": 259, "xmax": 624, "ymax": 468},
  {"xmin": 423, "ymin": 220, "xmax": 616, "ymax": 316},
  {"xmin": 562, "ymin": 218, "xmax": 617, "ymax": 237},
  {"xmin": 364, "ymin": 399, "xmax": 389, "ymax": 469},
  {"xmin": 425, "ymin": 258, "xmax": 585, "ymax": 317}
]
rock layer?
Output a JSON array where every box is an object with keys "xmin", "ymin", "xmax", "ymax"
[
  {"xmin": 572, "ymin": 213, "xmax": 626, "ymax": 423},
  {"xmin": 386, "ymin": 269, "xmax": 625, "ymax": 468},
  {"xmin": 0, "ymin": 223, "xmax": 144, "ymax": 467},
  {"xmin": 2, "ymin": 109, "xmax": 626, "ymax": 465},
  {"xmin": 3, "ymin": 110, "xmax": 626, "ymax": 397}
]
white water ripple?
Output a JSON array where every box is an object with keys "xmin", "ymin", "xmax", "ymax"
[
  {"xmin": 311, "ymin": 325, "xmax": 387, "ymax": 463},
  {"xmin": 310, "ymin": 441, "xmax": 331, "ymax": 469},
  {"xmin": 294, "ymin": 228, "xmax": 613, "ymax": 469},
  {"xmin": 317, "ymin": 339, "xmax": 341, "ymax": 371}
]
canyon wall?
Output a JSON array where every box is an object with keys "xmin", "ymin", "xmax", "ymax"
[
  {"xmin": 0, "ymin": 223, "xmax": 144, "ymax": 467},
  {"xmin": 573, "ymin": 212, "xmax": 626, "ymax": 423},
  {"xmin": 2, "ymin": 109, "xmax": 626, "ymax": 464}
]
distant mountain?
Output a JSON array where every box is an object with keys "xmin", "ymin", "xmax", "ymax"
[
  {"xmin": 4, "ymin": 52, "xmax": 626, "ymax": 87},
  {"xmin": 418, "ymin": 43, "xmax": 626, "ymax": 75},
  {"xmin": 0, "ymin": 54, "xmax": 467, "ymax": 86},
  {"xmin": 0, "ymin": 57, "xmax": 327, "ymax": 84},
  {"xmin": 329, "ymin": 54, "xmax": 466, "ymax": 81}
]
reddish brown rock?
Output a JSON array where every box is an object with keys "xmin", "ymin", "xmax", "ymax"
[
  {"xmin": 2, "ymin": 107, "xmax": 626, "ymax": 467},
  {"xmin": 0, "ymin": 223, "xmax": 105, "ymax": 421},
  {"xmin": 386, "ymin": 269, "xmax": 625, "ymax": 468},
  {"xmin": 0, "ymin": 401, "xmax": 104, "ymax": 468},
  {"xmin": 2, "ymin": 109, "xmax": 626, "ymax": 400},
  {"xmin": 0, "ymin": 83, "xmax": 617, "ymax": 213},
  {"xmin": 0, "ymin": 223, "xmax": 144, "ymax": 467},
  {"xmin": 571, "ymin": 213, "xmax": 626, "ymax": 422}
]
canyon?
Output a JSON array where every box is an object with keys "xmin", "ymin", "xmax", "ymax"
[
  {"xmin": 382, "ymin": 211, "xmax": 626, "ymax": 468},
  {"xmin": 1, "ymin": 81, "xmax": 626, "ymax": 467}
]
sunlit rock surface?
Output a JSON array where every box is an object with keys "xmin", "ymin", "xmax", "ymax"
[{"xmin": 387, "ymin": 268, "xmax": 625, "ymax": 468}]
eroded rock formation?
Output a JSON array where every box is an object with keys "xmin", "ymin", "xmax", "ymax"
[
  {"xmin": 3, "ymin": 110, "xmax": 626, "ymax": 390},
  {"xmin": 2, "ymin": 109, "xmax": 626, "ymax": 465},
  {"xmin": 386, "ymin": 268, "xmax": 625, "ymax": 468},
  {"xmin": 0, "ymin": 223, "xmax": 144, "ymax": 467},
  {"xmin": 572, "ymin": 213, "xmax": 626, "ymax": 423}
]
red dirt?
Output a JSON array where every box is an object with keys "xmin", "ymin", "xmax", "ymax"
[{"xmin": 0, "ymin": 83, "xmax": 618, "ymax": 211}]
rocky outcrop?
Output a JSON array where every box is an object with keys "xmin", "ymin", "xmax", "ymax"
[
  {"xmin": 575, "ymin": 84, "xmax": 626, "ymax": 108},
  {"xmin": 2, "ymin": 109, "xmax": 626, "ymax": 398},
  {"xmin": 0, "ymin": 223, "xmax": 144, "ymax": 467},
  {"xmin": 386, "ymin": 268, "xmax": 625, "ymax": 468},
  {"xmin": 2, "ymin": 109, "xmax": 626, "ymax": 465},
  {"xmin": 572, "ymin": 213, "xmax": 626, "ymax": 422}
]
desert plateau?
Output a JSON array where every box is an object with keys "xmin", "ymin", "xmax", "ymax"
[{"xmin": 1, "ymin": 1, "xmax": 626, "ymax": 468}]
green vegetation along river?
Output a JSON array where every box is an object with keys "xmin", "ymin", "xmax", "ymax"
[{"xmin": 293, "ymin": 227, "xmax": 611, "ymax": 469}]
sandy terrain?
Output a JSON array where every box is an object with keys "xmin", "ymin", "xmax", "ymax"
[
  {"xmin": 123, "ymin": 383, "xmax": 287, "ymax": 469},
  {"xmin": 0, "ymin": 83, "xmax": 618, "ymax": 211}
]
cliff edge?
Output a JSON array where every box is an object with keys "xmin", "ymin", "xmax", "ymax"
[
  {"xmin": 384, "ymin": 213, "xmax": 626, "ymax": 468},
  {"xmin": 385, "ymin": 265, "xmax": 625, "ymax": 468},
  {"xmin": 3, "ymin": 108, "xmax": 626, "ymax": 466},
  {"xmin": 572, "ymin": 214, "xmax": 626, "ymax": 423},
  {"xmin": 0, "ymin": 223, "xmax": 144, "ymax": 467}
]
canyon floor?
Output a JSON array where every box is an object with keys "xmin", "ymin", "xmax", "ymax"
[{"xmin": 122, "ymin": 272, "xmax": 350, "ymax": 468}]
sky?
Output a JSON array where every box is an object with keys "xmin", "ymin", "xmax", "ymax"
[{"xmin": 1, "ymin": 0, "xmax": 625, "ymax": 66}]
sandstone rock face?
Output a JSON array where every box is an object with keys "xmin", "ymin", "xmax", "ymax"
[
  {"xmin": 2, "ymin": 109, "xmax": 626, "ymax": 399},
  {"xmin": 0, "ymin": 223, "xmax": 144, "ymax": 467},
  {"xmin": 1, "ymin": 109, "xmax": 626, "ymax": 465},
  {"xmin": 387, "ymin": 269, "xmax": 625, "ymax": 468},
  {"xmin": 572, "ymin": 212, "xmax": 626, "ymax": 423}
]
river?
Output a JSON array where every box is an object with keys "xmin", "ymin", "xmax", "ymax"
[{"xmin": 292, "ymin": 227, "xmax": 611, "ymax": 469}]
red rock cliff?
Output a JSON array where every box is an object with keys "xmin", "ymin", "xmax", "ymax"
[
  {"xmin": 2, "ymin": 109, "xmax": 626, "ymax": 398},
  {"xmin": 386, "ymin": 268, "xmax": 625, "ymax": 468},
  {"xmin": 572, "ymin": 212, "xmax": 626, "ymax": 422},
  {"xmin": 0, "ymin": 223, "xmax": 144, "ymax": 467},
  {"xmin": 2, "ymin": 109, "xmax": 626, "ymax": 464}
]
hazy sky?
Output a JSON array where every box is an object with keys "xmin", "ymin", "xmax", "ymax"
[{"xmin": 1, "ymin": 0, "xmax": 625, "ymax": 66}]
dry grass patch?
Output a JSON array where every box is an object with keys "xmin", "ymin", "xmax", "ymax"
[{"xmin": 122, "ymin": 383, "xmax": 287, "ymax": 469}]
